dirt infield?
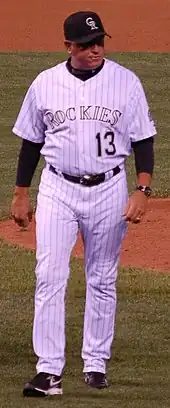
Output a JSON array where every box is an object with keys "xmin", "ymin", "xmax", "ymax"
[
  {"xmin": 0, "ymin": 0, "xmax": 170, "ymax": 272},
  {"xmin": 0, "ymin": 199, "xmax": 170, "ymax": 272},
  {"xmin": 1, "ymin": 0, "xmax": 170, "ymax": 51}
]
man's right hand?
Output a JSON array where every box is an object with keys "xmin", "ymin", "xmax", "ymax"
[{"xmin": 11, "ymin": 187, "xmax": 33, "ymax": 228}]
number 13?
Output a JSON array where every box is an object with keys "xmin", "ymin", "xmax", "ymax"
[{"xmin": 96, "ymin": 131, "xmax": 116, "ymax": 157}]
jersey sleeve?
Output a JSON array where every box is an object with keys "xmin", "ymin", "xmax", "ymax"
[
  {"xmin": 127, "ymin": 78, "xmax": 157, "ymax": 142},
  {"xmin": 12, "ymin": 79, "xmax": 45, "ymax": 143}
]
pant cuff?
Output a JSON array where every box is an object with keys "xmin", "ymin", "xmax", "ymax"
[{"xmin": 83, "ymin": 359, "xmax": 106, "ymax": 374}]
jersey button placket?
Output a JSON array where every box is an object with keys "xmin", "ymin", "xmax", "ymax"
[
  {"xmin": 77, "ymin": 83, "xmax": 85, "ymax": 168},
  {"xmin": 79, "ymin": 83, "xmax": 85, "ymax": 102}
]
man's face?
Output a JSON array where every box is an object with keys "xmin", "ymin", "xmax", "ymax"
[{"xmin": 65, "ymin": 36, "xmax": 105, "ymax": 69}]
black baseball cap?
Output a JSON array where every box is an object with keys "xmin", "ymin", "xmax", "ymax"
[{"xmin": 64, "ymin": 11, "xmax": 111, "ymax": 44}]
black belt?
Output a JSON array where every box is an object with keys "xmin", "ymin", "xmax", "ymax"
[{"xmin": 49, "ymin": 165, "xmax": 120, "ymax": 187}]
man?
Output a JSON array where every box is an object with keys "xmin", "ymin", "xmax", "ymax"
[{"xmin": 11, "ymin": 10, "xmax": 156, "ymax": 397}]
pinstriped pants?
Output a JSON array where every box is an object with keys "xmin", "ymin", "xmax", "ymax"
[{"xmin": 33, "ymin": 166, "xmax": 128, "ymax": 376}]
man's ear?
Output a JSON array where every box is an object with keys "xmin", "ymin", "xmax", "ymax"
[{"xmin": 64, "ymin": 41, "xmax": 72, "ymax": 54}]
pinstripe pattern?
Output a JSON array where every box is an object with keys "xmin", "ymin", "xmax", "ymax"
[
  {"xmin": 80, "ymin": 170, "xmax": 128, "ymax": 373},
  {"xmin": 12, "ymin": 57, "xmax": 157, "ymax": 376},
  {"xmin": 33, "ymin": 167, "xmax": 128, "ymax": 375},
  {"xmin": 13, "ymin": 59, "xmax": 156, "ymax": 176},
  {"xmin": 34, "ymin": 168, "xmax": 79, "ymax": 375}
]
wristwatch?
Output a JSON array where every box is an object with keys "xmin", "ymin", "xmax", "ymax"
[{"xmin": 135, "ymin": 185, "xmax": 152, "ymax": 197}]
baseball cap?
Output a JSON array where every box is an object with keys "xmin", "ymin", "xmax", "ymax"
[{"xmin": 64, "ymin": 11, "xmax": 111, "ymax": 44}]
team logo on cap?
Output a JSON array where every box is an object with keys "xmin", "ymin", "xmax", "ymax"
[{"xmin": 86, "ymin": 17, "xmax": 98, "ymax": 30}]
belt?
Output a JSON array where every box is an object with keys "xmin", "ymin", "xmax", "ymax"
[{"xmin": 49, "ymin": 165, "xmax": 120, "ymax": 187}]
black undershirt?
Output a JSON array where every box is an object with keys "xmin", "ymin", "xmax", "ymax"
[
  {"xmin": 16, "ymin": 140, "xmax": 44, "ymax": 187},
  {"xmin": 66, "ymin": 57, "xmax": 105, "ymax": 81},
  {"xmin": 16, "ymin": 59, "xmax": 154, "ymax": 187},
  {"xmin": 132, "ymin": 137, "xmax": 154, "ymax": 175}
]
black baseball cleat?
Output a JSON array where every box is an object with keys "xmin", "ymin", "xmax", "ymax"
[
  {"xmin": 23, "ymin": 372, "xmax": 63, "ymax": 397},
  {"xmin": 84, "ymin": 371, "xmax": 108, "ymax": 389}
]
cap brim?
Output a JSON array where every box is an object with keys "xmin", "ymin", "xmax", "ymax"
[{"xmin": 72, "ymin": 31, "xmax": 111, "ymax": 44}]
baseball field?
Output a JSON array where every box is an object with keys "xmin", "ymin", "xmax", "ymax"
[{"xmin": 0, "ymin": 1, "xmax": 170, "ymax": 407}]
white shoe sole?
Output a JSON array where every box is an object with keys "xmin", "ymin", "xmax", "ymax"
[{"xmin": 35, "ymin": 387, "xmax": 63, "ymax": 396}]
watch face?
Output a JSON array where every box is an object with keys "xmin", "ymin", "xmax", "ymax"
[{"xmin": 144, "ymin": 187, "xmax": 152, "ymax": 197}]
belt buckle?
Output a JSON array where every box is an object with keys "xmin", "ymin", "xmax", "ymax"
[{"xmin": 80, "ymin": 174, "xmax": 91, "ymax": 186}]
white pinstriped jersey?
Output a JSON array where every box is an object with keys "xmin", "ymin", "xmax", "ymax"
[{"xmin": 12, "ymin": 58, "xmax": 156, "ymax": 176}]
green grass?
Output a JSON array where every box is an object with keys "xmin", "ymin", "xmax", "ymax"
[
  {"xmin": 0, "ymin": 51, "xmax": 170, "ymax": 219},
  {"xmin": 0, "ymin": 51, "xmax": 170, "ymax": 408},
  {"xmin": 0, "ymin": 240, "xmax": 170, "ymax": 407}
]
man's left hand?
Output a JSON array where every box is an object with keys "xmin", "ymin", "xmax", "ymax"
[{"xmin": 123, "ymin": 190, "xmax": 148, "ymax": 223}]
